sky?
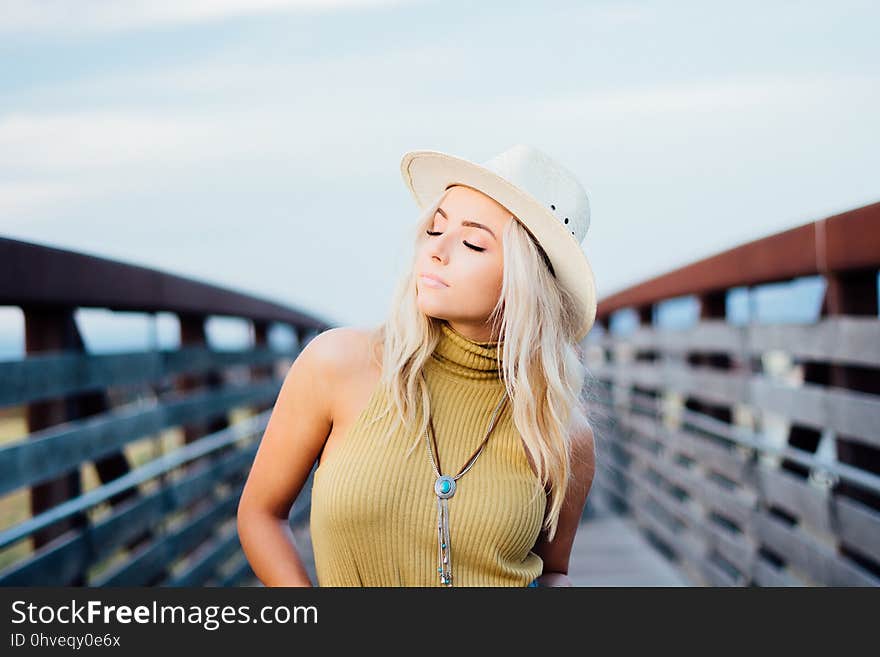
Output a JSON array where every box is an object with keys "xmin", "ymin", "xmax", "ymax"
[{"xmin": 1, "ymin": 0, "xmax": 878, "ymax": 354}]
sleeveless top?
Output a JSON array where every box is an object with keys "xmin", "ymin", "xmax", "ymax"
[{"xmin": 308, "ymin": 320, "xmax": 547, "ymax": 586}]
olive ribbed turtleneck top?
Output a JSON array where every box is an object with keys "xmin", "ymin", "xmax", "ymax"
[{"xmin": 308, "ymin": 321, "xmax": 546, "ymax": 586}]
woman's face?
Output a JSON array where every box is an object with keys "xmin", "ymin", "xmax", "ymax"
[{"xmin": 415, "ymin": 184, "xmax": 512, "ymax": 339}]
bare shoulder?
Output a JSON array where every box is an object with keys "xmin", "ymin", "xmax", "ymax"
[
  {"xmin": 298, "ymin": 325, "xmax": 383, "ymax": 384},
  {"xmin": 570, "ymin": 417, "xmax": 596, "ymax": 477}
]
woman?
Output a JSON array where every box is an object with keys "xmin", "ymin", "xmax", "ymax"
[{"xmin": 238, "ymin": 144, "xmax": 598, "ymax": 587}]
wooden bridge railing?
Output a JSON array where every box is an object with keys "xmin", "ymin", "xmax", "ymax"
[
  {"xmin": 586, "ymin": 200, "xmax": 880, "ymax": 586},
  {"xmin": 0, "ymin": 237, "xmax": 332, "ymax": 585}
]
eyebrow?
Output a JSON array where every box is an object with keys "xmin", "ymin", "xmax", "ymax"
[{"xmin": 435, "ymin": 207, "xmax": 497, "ymax": 240}]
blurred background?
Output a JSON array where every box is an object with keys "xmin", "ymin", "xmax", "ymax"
[{"xmin": 1, "ymin": 0, "xmax": 878, "ymax": 586}]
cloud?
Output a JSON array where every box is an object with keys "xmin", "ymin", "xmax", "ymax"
[
  {"xmin": 0, "ymin": 109, "xmax": 271, "ymax": 221},
  {"xmin": 0, "ymin": 111, "xmax": 228, "ymax": 171},
  {"xmin": 0, "ymin": 104, "xmax": 392, "ymax": 174},
  {"xmin": 535, "ymin": 73, "xmax": 879, "ymax": 116},
  {"xmin": 0, "ymin": 0, "xmax": 415, "ymax": 34},
  {"xmin": 1, "ymin": 69, "xmax": 876, "ymax": 220},
  {"xmin": 0, "ymin": 180, "xmax": 94, "ymax": 218},
  {"xmin": 3, "ymin": 71, "xmax": 872, "ymax": 171},
  {"xmin": 0, "ymin": 104, "xmax": 394, "ymax": 220}
]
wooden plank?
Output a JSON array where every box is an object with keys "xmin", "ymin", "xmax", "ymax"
[
  {"xmin": 626, "ymin": 430, "xmax": 756, "ymax": 532},
  {"xmin": 93, "ymin": 483, "xmax": 244, "ymax": 586},
  {"xmin": 752, "ymin": 557, "xmax": 807, "ymax": 587},
  {"xmin": 89, "ymin": 449, "xmax": 254, "ymax": 563},
  {"xmin": 674, "ymin": 403, "xmax": 880, "ymax": 496},
  {"xmin": 0, "ymin": 416, "xmax": 261, "ymax": 550},
  {"xmin": 699, "ymin": 556, "xmax": 742, "ymax": 586},
  {"xmin": 666, "ymin": 426, "xmax": 750, "ymax": 484},
  {"xmin": 637, "ymin": 466, "xmax": 704, "ymax": 530},
  {"xmin": 834, "ymin": 495, "xmax": 880, "ymax": 565},
  {"xmin": 218, "ymin": 556, "xmax": 257, "ymax": 587},
  {"xmin": 661, "ymin": 320, "xmax": 747, "ymax": 355},
  {"xmin": 644, "ymin": 453, "xmax": 700, "ymax": 500},
  {"xmin": 0, "ymin": 531, "xmax": 90, "ymax": 586},
  {"xmin": 0, "ymin": 443, "xmax": 256, "ymax": 584},
  {"xmin": 620, "ymin": 407, "xmax": 659, "ymax": 431},
  {"xmin": 747, "ymin": 316, "xmax": 880, "ymax": 368},
  {"xmin": 625, "ymin": 410, "xmax": 753, "ymax": 492},
  {"xmin": 0, "ymin": 352, "xmax": 161, "ymax": 408},
  {"xmin": 622, "ymin": 411, "xmax": 762, "ymax": 535},
  {"xmin": 662, "ymin": 363, "xmax": 750, "ymax": 407},
  {"xmin": 596, "ymin": 459, "xmax": 639, "ymax": 507},
  {"xmin": 650, "ymin": 436, "xmax": 756, "ymax": 529},
  {"xmin": 622, "ymin": 325, "xmax": 660, "ymax": 350},
  {"xmin": 632, "ymin": 504, "xmax": 694, "ymax": 563},
  {"xmin": 696, "ymin": 477, "xmax": 755, "ymax": 531},
  {"xmin": 624, "ymin": 363, "xmax": 665, "ymax": 390},
  {"xmin": 597, "ymin": 481, "xmax": 629, "ymax": 508},
  {"xmin": 166, "ymin": 525, "xmax": 242, "ymax": 587},
  {"xmin": 0, "ymin": 346, "xmax": 298, "ymax": 408},
  {"xmin": 699, "ymin": 520, "xmax": 756, "ymax": 577},
  {"xmin": 749, "ymin": 376, "xmax": 880, "ymax": 449},
  {"xmin": 163, "ymin": 347, "xmax": 296, "ymax": 377},
  {"xmin": 595, "ymin": 361, "xmax": 880, "ymax": 454},
  {"xmin": 626, "ymin": 470, "xmax": 706, "ymax": 564},
  {"xmin": 756, "ymin": 465, "xmax": 834, "ymax": 535},
  {"xmin": 753, "ymin": 510, "xmax": 880, "ymax": 586},
  {"xmin": 0, "ymin": 380, "xmax": 278, "ymax": 496},
  {"xmin": 602, "ymin": 320, "xmax": 748, "ymax": 356},
  {"xmin": 601, "ymin": 361, "xmax": 752, "ymax": 408}
]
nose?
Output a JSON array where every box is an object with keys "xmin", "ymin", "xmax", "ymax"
[{"xmin": 427, "ymin": 233, "xmax": 452, "ymax": 264}]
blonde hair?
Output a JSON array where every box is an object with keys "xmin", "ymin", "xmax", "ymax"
[{"xmin": 361, "ymin": 186, "xmax": 595, "ymax": 542}]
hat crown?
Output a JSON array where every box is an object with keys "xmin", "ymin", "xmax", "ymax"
[{"xmin": 480, "ymin": 144, "xmax": 591, "ymax": 244}]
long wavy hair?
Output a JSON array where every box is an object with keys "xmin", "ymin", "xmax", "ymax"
[{"xmin": 360, "ymin": 185, "xmax": 596, "ymax": 542}]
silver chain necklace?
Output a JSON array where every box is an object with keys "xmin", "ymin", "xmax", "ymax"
[{"xmin": 423, "ymin": 388, "xmax": 510, "ymax": 587}]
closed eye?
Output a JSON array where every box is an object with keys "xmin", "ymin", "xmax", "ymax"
[{"xmin": 426, "ymin": 230, "xmax": 486, "ymax": 252}]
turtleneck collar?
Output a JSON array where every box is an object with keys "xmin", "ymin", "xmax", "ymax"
[{"xmin": 429, "ymin": 321, "xmax": 504, "ymax": 381}]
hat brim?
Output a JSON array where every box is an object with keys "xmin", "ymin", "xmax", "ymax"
[{"xmin": 400, "ymin": 149, "xmax": 597, "ymax": 341}]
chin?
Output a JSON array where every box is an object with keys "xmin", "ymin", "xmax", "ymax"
[
  {"xmin": 416, "ymin": 300, "xmax": 444, "ymax": 316},
  {"xmin": 415, "ymin": 293, "xmax": 454, "ymax": 315}
]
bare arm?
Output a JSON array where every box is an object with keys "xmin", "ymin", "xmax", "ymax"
[
  {"xmin": 236, "ymin": 329, "xmax": 341, "ymax": 587},
  {"xmin": 532, "ymin": 420, "xmax": 596, "ymax": 587}
]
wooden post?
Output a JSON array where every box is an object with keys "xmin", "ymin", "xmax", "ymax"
[
  {"xmin": 822, "ymin": 269, "xmax": 880, "ymax": 511},
  {"xmin": 177, "ymin": 313, "xmax": 229, "ymax": 444},
  {"xmin": 687, "ymin": 290, "xmax": 733, "ymax": 424},
  {"xmin": 23, "ymin": 305, "xmax": 85, "ymax": 559},
  {"xmin": 251, "ymin": 320, "xmax": 274, "ymax": 414}
]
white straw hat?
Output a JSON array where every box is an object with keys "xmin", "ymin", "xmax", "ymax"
[{"xmin": 400, "ymin": 143, "xmax": 597, "ymax": 341}]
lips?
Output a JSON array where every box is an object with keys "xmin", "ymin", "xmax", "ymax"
[{"xmin": 419, "ymin": 272, "xmax": 449, "ymax": 287}]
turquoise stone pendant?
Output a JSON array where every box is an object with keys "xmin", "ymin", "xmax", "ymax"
[{"xmin": 434, "ymin": 475, "xmax": 456, "ymax": 499}]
